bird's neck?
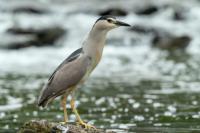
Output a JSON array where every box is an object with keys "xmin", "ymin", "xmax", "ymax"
[
  {"xmin": 83, "ymin": 28, "xmax": 108, "ymax": 60},
  {"xmin": 82, "ymin": 28, "xmax": 109, "ymax": 71}
]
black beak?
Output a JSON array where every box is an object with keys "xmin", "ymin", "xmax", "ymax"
[{"xmin": 115, "ymin": 20, "xmax": 131, "ymax": 27}]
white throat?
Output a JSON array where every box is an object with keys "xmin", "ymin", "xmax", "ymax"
[
  {"xmin": 82, "ymin": 26, "xmax": 110, "ymax": 71},
  {"xmin": 82, "ymin": 27, "xmax": 109, "ymax": 58}
]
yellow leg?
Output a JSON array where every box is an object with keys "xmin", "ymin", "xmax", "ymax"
[
  {"xmin": 61, "ymin": 94, "xmax": 68, "ymax": 123},
  {"xmin": 70, "ymin": 96, "xmax": 96, "ymax": 129}
]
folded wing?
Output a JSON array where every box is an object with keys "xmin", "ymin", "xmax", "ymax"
[{"xmin": 38, "ymin": 48, "xmax": 90, "ymax": 107}]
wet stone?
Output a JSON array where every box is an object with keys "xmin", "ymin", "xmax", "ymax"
[
  {"xmin": 135, "ymin": 5, "xmax": 159, "ymax": 15},
  {"xmin": 129, "ymin": 24, "xmax": 191, "ymax": 51},
  {"xmin": 0, "ymin": 1, "xmax": 49, "ymax": 14},
  {"xmin": 98, "ymin": 8, "xmax": 128, "ymax": 16},
  {"xmin": 173, "ymin": 10, "xmax": 187, "ymax": 21},
  {"xmin": 0, "ymin": 34, "xmax": 35, "ymax": 49},
  {"xmin": 18, "ymin": 120, "xmax": 116, "ymax": 133},
  {"xmin": 129, "ymin": 25, "xmax": 158, "ymax": 34},
  {"xmin": 12, "ymin": 6, "xmax": 48, "ymax": 14},
  {"xmin": 1, "ymin": 27, "xmax": 66, "ymax": 49},
  {"xmin": 152, "ymin": 34, "xmax": 191, "ymax": 51}
]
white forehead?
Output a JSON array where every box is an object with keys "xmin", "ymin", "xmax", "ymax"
[{"xmin": 107, "ymin": 17, "xmax": 115, "ymax": 21}]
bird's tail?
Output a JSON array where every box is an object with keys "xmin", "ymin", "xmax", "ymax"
[
  {"xmin": 37, "ymin": 84, "xmax": 50, "ymax": 107},
  {"xmin": 37, "ymin": 98, "xmax": 48, "ymax": 107}
]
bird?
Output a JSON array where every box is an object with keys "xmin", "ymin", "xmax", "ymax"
[{"xmin": 37, "ymin": 15, "xmax": 130, "ymax": 129}]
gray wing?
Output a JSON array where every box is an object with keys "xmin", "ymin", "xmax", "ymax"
[
  {"xmin": 38, "ymin": 48, "xmax": 90, "ymax": 107},
  {"xmin": 48, "ymin": 48, "xmax": 83, "ymax": 82}
]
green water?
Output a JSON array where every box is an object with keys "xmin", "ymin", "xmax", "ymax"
[{"xmin": 1, "ymin": 67, "xmax": 200, "ymax": 133}]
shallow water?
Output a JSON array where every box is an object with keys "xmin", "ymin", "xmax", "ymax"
[
  {"xmin": 1, "ymin": 0, "xmax": 200, "ymax": 133},
  {"xmin": 1, "ymin": 75, "xmax": 200, "ymax": 133}
]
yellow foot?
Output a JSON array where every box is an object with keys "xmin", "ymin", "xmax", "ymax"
[
  {"xmin": 59, "ymin": 121, "xmax": 67, "ymax": 125},
  {"xmin": 77, "ymin": 121, "xmax": 96, "ymax": 129}
]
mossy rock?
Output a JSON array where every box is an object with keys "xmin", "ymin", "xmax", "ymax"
[{"xmin": 18, "ymin": 120, "xmax": 116, "ymax": 133}]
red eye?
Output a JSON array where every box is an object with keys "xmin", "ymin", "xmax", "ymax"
[{"xmin": 107, "ymin": 19, "xmax": 112, "ymax": 23}]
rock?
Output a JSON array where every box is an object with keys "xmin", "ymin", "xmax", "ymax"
[
  {"xmin": 0, "ymin": 2, "xmax": 49, "ymax": 14},
  {"xmin": 7, "ymin": 27, "xmax": 66, "ymax": 44},
  {"xmin": 152, "ymin": 35, "xmax": 191, "ymax": 51},
  {"xmin": 135, "ymin": 5, "xmax": 159, "ymax": 15},
  {"xmin": 129, "ymin": 25, "xmax": 158, "ymax": 34},
  {"xmin": 129, "ymin": 24, "xmax": 191, "ymax": 51},
  {"xmin": 0, "ymin": 34, "xmax": 36, "ymax": 49},
  {"xmin": 12, "ymin": 6, "xmax": 47, "ymax": 14},
  {"xmin": 173, "ymin": 10, "xmax": 186, "ymax": 21},
  {"xmin": 18, "ymin": 120, "xmax": 116, "ymax": 133},
  {"xmin": 99, "ymin": 8, "xmax": 127, "ymax": 16},
  {"xmin": 3, "ymin": 27, "xmax": 66, "ymax": 49}
]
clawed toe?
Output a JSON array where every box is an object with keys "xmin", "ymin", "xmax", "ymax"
[
  {"xmin": 59, "ymin": 121, "xmax": 67, "ymax": 125},
  {"xmin": 77, "ymin": 121, "xmax": 96, "ymax": 129}
]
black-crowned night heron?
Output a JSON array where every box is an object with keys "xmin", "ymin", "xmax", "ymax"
[{"xmin": 38, "ymin": 15, "xmax": 130, "ymax": 128}]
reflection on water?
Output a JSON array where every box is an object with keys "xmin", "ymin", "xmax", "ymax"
[{"xmin": 1, "ymin": 0, "xmax": 200, "ymax": 132}]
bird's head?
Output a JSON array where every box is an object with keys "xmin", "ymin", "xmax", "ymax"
[{"xmin": 93, "ymin": 15, "xmax": 131, "ymax": 31}]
